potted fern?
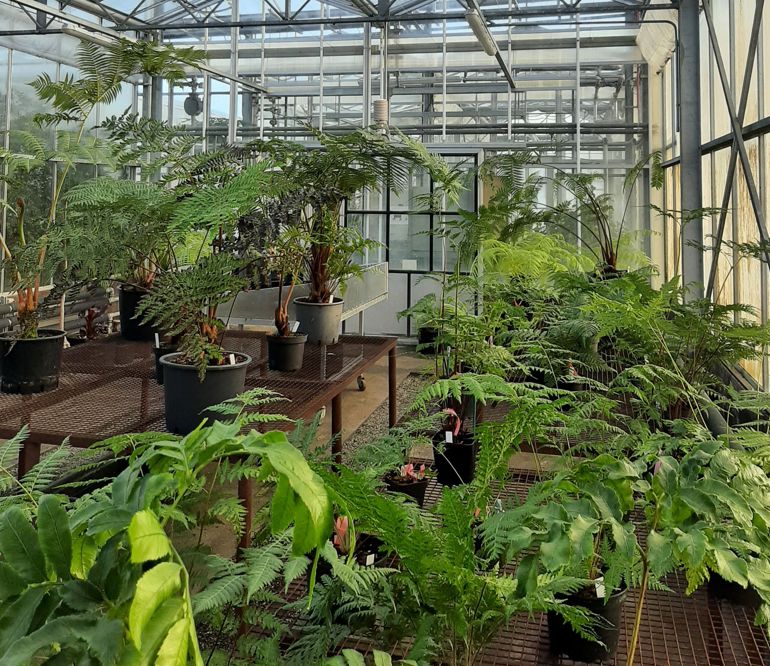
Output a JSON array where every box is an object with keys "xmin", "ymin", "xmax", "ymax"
[
  {"xmin": 262, "ymin": 227, "xmax": 309, "ymax": 371},
  {"xmin": 0, "ymin": 40, "xmax": 201, "ymax": 393},
  {"xmin": 137, "ymin": 253, "xmax": 251, "ymax": 434}
]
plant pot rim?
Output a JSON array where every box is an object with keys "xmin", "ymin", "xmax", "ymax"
[
  {"xmin": 433, "ymin": 430, "xmax": 474, "ymax": 446},
  {"xmin": 294, "ymin": 296, "xmax": 344, "ymax": 306},
  {"xmin": 267, "ymin": 332, "xmax": 308, "ymax": 342},
  {"xmin": 0, "ymin": 329, "xmax": 66, "ymax": 342},
  {"xmin": 384, "ymin": 472, "xmax": 429, "ymax": 486},
  {"xmin": 565, "ymin": 583, "xmax": 628, "ymax": 604},
  {"xmin": 118, "ymin": 283, "xmax": 150, "ymax": 294},
  {"xmin": 159, "ymin": 351, "xmax": 252, "ymax": 370}
]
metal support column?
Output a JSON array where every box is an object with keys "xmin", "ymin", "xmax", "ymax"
[
  {"xmin": 679, "ymin": 0, "xmax": 704, "ymax": 297},
  {"xmin": 705, "ymin": 0, "xmax": 767, "ymax": 298}
]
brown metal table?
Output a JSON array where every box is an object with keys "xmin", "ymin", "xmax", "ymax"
[{"xmin": 1, "ymin": 331, "xmax": 398, "ymax": 543}]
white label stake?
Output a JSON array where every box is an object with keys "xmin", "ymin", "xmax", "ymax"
[
  {"xmin": 291, "ymin": 321, "xmax": 300, "ymax": 333},
  {"xmin": 445, "ymin": 431, "xmax": 453, "ymax": 444},
  {"xmin": 154, "ymin": 333, "xmax": 160, "ymax": 349},
  {"xmin": 229, "ymin": 353, "xmax": 236, "ymax": 365},
  {"xmin": 328, "ymin": 294, "xmax": 334, "ymax": 304},
  {"xmin": 594, "ymin": 577, "xmax": 606, "ymax": 599}
]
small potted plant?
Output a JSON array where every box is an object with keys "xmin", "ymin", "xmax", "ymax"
[
  {"xmin": 262, "ymin": 227, "xmax": 309, "ymax": 371},
  {"xmin": 67, "ymin": 303, "xmax": 109, "ymax": 346},
  {"xmin": 137, "ymin": 253, "xmax": 251, "ymax": 434},
  {"xmin": 384, "ymin": 463, "xmax": 430, "ymax": 507},
  {"xmin": 398, "ymin": 293, "xmax": 440, "ymax": 355}
]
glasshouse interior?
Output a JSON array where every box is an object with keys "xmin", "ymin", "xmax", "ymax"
[{"xmin": 5, "ymin": 0, "xmax": 770, "ymax": 664}]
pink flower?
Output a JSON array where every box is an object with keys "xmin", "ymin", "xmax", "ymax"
[
  {"xmin": 442, "ymin": 408, "xmax": 462, "ymax": 436},
  {"xmin": 333, "ymin": 516, "xmax": 350, "ymax": 553}
]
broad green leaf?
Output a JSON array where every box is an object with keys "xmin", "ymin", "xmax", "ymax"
[
  {"xmin": 140, "ymin": 598, "xmax": 185, "ymax": 664},
  {"xmin": 271, "ymin": 475, "xmax": 296, "ymax": 534},
  {"xmin": 155, "ymin": 617, "xmax": 189, "ymax": 666},
  {"xmin": 514, "ymin": 554, "xmax": 538, "ymax": 598},
  {"xmin": 37, "ymin": 495, "xmax": 72, "ymax": 579},
  {"xmin": 60, "ymin": 579, "xmax": 103, "ymax": 611},
  {"xmin": 675, "ymin": 529, "xmax": 707, "ymax": 569},
  {"xmin": 0, "ymin": 615, "xmax": 90, "ymax": 666},
  {"xmin": 714, "ymin": 549, "xmax": 749, "ymax": 587},
  {"xmin": 678, "ymin": 487, "xmax": 717, "ymax": 519},
  {"xmin": 128, "ymin": 510, "xmax": 171, "ymax": 563},
  {"xmin": 71, "ymin": 617, "xmax": 124, "ymax": 665},
  {"xmin": 342, "ymin": 649, "xmax": 366, "ymax": 666},
  {"xmin": 568, "ymin": 515, "xmax": 597, "ymax": 562},
  {"xmin": 242, "ymin": 431, "xmax": 332, "ymax": 554},
  {"xmin": 585, "ymin": 483, "xmax": 623, "ymax": 522},
  {"xmin": 701, "ymin": 479, "xmax": 752, "ymax": 525},
  {"xmin": 0, "ymin": 586, "xmax": 48, "ymax": 654},
  {"xmin": 372, "ymin": 650, "xmax": 393, "ymax": 666},
  {"xmin": 0, "ymin": 563, "xmax": 24, "ymax": 601},
  {"xmin": 70, "ymin": 535, "xmax": 99, "ymax": 579},
  {"xmin": 540, "ymin": 527, "xmax": 570, "ymax": 571},
  {"xmin": 129, "ymin": 561, "xmax": 182, "ymax": 648},
  {"xmin": 647, "ymin": 530, "xmax": 673, "ymax": 578},
  {"xmin": 0, "ymin": 507, "xmax": 46, "ymax": 583}
]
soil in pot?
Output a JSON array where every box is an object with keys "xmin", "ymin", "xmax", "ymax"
[
  {"xmin": 294, "ymin": 297, "xmax": 344, "ymax": 345},
  {"xmin": 153, "ymin": 343, "xmax": 178, "ymax": 385},
  {"xmin": 384, "ymin": 472, "xmax": 430, "ymax": 507},
  {"xmin": 547, "ymin": 584, "xmax": 626, "ymax": 663},
  {"xmin": 432, "ymin": 431, "xmax": 477, "ymax": 487},
  {"xmin": 0, "ymin": 329, "xmax": 65, "ymax": 394},
  {"xmin": 267, "ymin": 333, "xmax": 307, "ymax": 372},
  {"xmin": 708, "ymin": 574, "xmax": 762, "ymax": 609},
  {"xmin": 160, "ymin": 352, "xmax": 251, "ymax": 435},
  {"xmin": 118, "ymin": 284, "xmax": 156, "ymax": 341}
]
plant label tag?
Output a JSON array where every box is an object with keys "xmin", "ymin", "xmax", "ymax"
[
  {"xmin": 291, "ymin": 321, "xmax": 300, "ymax": 333},
  {"xmin": 154, "ymin": 333, "xmax": 160, "ymax": 348},
  {"xmin": 229, "ymin": 353, "xmax": 236, "ymax": 365},
  {"xmin": 328, "ymin": 294, "xmax": 334, "ymax": 303},
  {"xmin": 445, "ymin": 431, "xmax": 453, "ymax": 444},
  {"xmin": 594, "ymin": 576, "xmax": 606, "ymax": 599},
  {"xmin": 365, "ymin": 553, "xmax": 375, "ymax": 567}
]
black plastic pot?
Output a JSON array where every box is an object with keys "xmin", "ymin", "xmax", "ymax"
[
  {"xmin": 118, "ymin": 285, "xmax": 156, "ymax": 341},
  {"xmin": 160, "ymin": 352, "xmax": 251, "ymax": 434},
  {"xmin": 708, "ymin": 574, "xmax": 762, "ymax": 609},
  {"xmin": 416, "ymin": 326, "xmax": 438, "ymax": 356},
  {"xmin": 548, "ymin": 586, "xmax": 626, "ymax": 663},
  {"xmin": 153, "ymin": 344, "xmax": 178, "ymax": 385},
  {"xmin": 384, "ymin": 473, "xmax": 430, "ymax": 507},
  {"xmin": 0, "ymin": 329, "xmax": 65, "ymax": 394},
  {"xmin": 267, "ymin": 333, "xmax": 307, "ymax": 372},
  {"xmin": 432, "ymin": 431, "xmax": 476, "ymax": 487}
]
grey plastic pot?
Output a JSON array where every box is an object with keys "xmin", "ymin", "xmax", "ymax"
[
  {"xmin": 293, "ymin": 297, "xmax": 344, "ymax": 345},
  {"xmin": 0, "ymin": 329, "xmax": 65, "ymax": 394},
  {"xmin": 160, "ymin": 352, "xmax": 251, "ymax": 434}
]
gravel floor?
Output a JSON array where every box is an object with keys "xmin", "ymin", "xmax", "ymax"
[{"xmin": 342, "ymin": 372, "xmax": 428, "ymax": 461}]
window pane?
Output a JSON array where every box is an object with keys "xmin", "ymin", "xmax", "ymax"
[{"xmin": 389, "ymin": 213, "xmax": 429, "ymax": 271}]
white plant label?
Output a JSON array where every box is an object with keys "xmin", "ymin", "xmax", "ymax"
[
  {"xmin": 291, "ymin": 321, "xmax": 300, "ymax": 333},
  {"xmin": 328, "ymin": 294, "xmax": 334, "ymax": 303},
  {"xmin": 154, "ymin": 333, "xmax": 160, "ymax": 348},
  {"xmin": 365, "ymin": 553, "xmax": 375, "ymax": 567},
  {"xmin": 445, "ymin": 431, "xmax": 453, "ymax": 444},
  {"xmin": 594, "ymin": 576, "xmax": 606, "ymax": 599},
  {"xmin": 229, "ymin": 353, "xmax": 236, "ymax": 365}
]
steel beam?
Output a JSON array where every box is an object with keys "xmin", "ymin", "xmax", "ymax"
[
  {"xmin": 702, "ymin": 0, "xmax": 770, "ymax": 294},
  {"xmin": 678, "ymin": 0, "xmax": 703, "ymax": 297},
  {"xmin": 705, "ymin": 0, "xmax": 765, "ymax": 299}
]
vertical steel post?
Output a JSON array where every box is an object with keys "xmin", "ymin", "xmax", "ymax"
[{"xmin": 679, "ymin": 0, "xmax": 704, "ymax": 297}]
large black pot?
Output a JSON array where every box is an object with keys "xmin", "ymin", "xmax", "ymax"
[
  {"xmin": 294, "ymin": 297, "xmax": 344, "ymax": 345},
  {"xmin": 160, "ymin": 352, "xmax": 251, "ymax": 434},
  {"xmin": 0, "ymin": 329, "xmax": 65, "ymax": 394},
  {"xmin": 384, "ymin": 473, "xmax": 430, "ymax": 507},
  {"xmin": 118, "ymin": 285, "xmax": 156, "ymax": 341},
  {"xmin": 267, "ymin": 333, "xmax": 307, "ymax": 372},
  {"xmin": 416, "ymin": 326, "xmax": 438, "ymax": 356},
  {"xmin": 708, "ymin": 574, "xmax": 762, "ymax": 609},
  {"xmin": 548, "ymin": 586, "xmax": 626, "ymax": 663},
  {"xmin": 432, "ymin": 431, "xmax": 476, "ymax": 487}
]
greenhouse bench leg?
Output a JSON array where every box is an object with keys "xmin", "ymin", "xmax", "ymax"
[
  {"xmin": 388, "ymin": 346, "xmax": 397, "ymax": 428},
  {"xmin": 332, "ymin": 393, "xmax": 342, "ymax": 465},
  {"xmin": 19, "ymin": 442, "xmax": 41, "ymax": 478}
]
